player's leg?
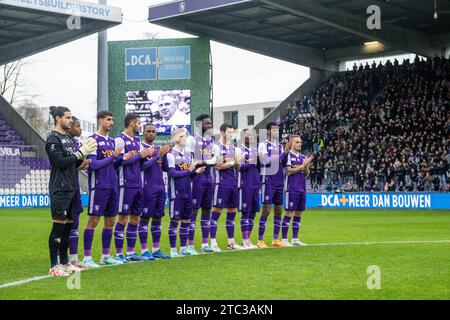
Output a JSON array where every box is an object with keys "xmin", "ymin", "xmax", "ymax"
[
  {"xmin": 48, "ymin": 192, "xmax": 71, "ymax": 276},
  {"xmin": 83, "ymin": 215, "xmax": 101, "ymax": 268},
  {"xmin": 69, "ymin": 212, "xmax": 80, "ymax": 264},
  {"xmin": 226, "ymin": 186, "xmax": 242, "ymax": 250},
  {"xmin": 292, "ymin": 193, "xmax": 306, "ymax": 246},
  {"xmin": 180, "ymin": 198, "xmax": 195, "ymax": 256},
  {"xmin": 272, "ymin": 187, "xmax": 284, "ymax": 246},
  {"xmin": 281, "ymin": 192, "xmax": 295, "ymax": 247},
  {"xmin": 168, "ymin": 199, "xmax": 181, "ymax": 257},
  {"xmin": 126, "ymin": 189, "xmax": 148, "ymax": 262},
  {"xmin": 114, "ymin": 187, "xmax": 128, "ymax": 262},
  {"xmin": 210, "ymin": 184, "xmax": 223, "ymax": 252},
  {"xmin": 246, "ymin": 189, "xmax": 259, "ymax": 249},
  {"xmin": 240, "ymin": 210, "xmax": 250, "ymax": 247},
  {"xmin": 257, "ymin": 183, "xmax": 273, "ymax": 248},
  {"xmin": 199, "ymin": 182, "xmax": 213, "ymax": 253},
  {"xmin": 151, "ymin": 190, "xmax": 170, "ymax": 259},
  {"xmin": 239, "ymin": 188, "xmax": 250, "ymax": 248},
  {"xmin": 139, "ymin": 188, "xmax": 152, "ymax": 257},
  {"xmin": 58, "ymin": 192, "xmax": 78, "ymax": 273}
]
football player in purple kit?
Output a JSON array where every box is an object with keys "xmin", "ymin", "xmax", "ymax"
[
  {"xmin": 166, "ymin": 128, "xmax": 202, "ymax": 257},
  {"xmin": 211, "ymin": 123, "xmax": 245, "ymax": 252},
  {"xmin": 82, "ymin": 111, "xmax": 125, "ymax": 268},
  {"xmin": 139, "ymin": 123, "xmax": 172, "ymax": 260},
  {"xmin": 284, "ymin": 135, "xmax": 313, "ymax": 246},
  {"xmin": 186, "ymin": 114, "xmax": 217, "ymax": 254},
  {"xmin": 257, "ymin": 122, "xmax": 290, "ymax": 248},
  {"xmin": 67, "ymin": 116, "xmax": 91, "ymax": 270},
  {"xmin": 237, "ymin": 129, "xmax": 260, "ymax": 249},
  {"xmin": 114, "ymin": 113, "xmax": 153, "ymax": 263}
]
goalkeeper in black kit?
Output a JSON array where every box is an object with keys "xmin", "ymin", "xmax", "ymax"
[{"xmin": 45, "ymin": 106, "xmax": 98, "ymax": 277}]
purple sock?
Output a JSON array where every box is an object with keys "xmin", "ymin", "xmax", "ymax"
[
  {"xmin": 282, "ymin": 215, "xmax": 292, "ymax": 239},
  {"xmin": 69, "ymin": 223, "xmax": 79, "ymax": 256},
  {"xmin": 151, "ymin": 220, "xmax": 162, "ymax": 249},
  {"xmin": 168, "ymin": 221, "xmax": 179, "ymax": 249},
  {"xmin": 201, "ymin": 212, "xmax": 211, "ymax": 245},
  {"xmin": 138, "ymin": 220, "xmax": 149, "ymax": 251},
  {"xmin": 241, "ymin": 212, "xmax": 250, "ymax": 240},
  {"xmin": 102, "ymin": 228, "xmax": 112, "ymax": 256},
  {"xmin": 209, "ymin": 211, "xmax": 221, "ymax": 240},
  {"xmin": 83, "ymin": 229, "xmax": 94, "ymax": 257},
  {"xmin": 126, "ymin": 223, "xmax": 138, "ymax": 254},
  {"xmin": 249, "ymin": 212, "xmax": 256, "ymax": 237},
  {"xmin": 273, "ymin": 215, "xmax": 282, "ymax": 240},
  {"xmin": 180, "ymin": 222, "xmax": 190, "ymax": 247},
  {"xmin": 259, "ymin": 215, "xmax": 268, "ymax": 241},
  {"xmin": 292, "ymin": 216, "xmax": 301, "ymax": 239},
  {"xmin": 188, "ymin": 212, "xmax": 197, "ymax": 246},
  {"xmin": 226, "ymin": 212, "xmax": 236, "ymax": 240},
  {"xmin": 114, "ymin": 222, "xmax": 125, "ymax": 255}
]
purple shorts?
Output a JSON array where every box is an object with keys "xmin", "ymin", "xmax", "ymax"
[
  {"xmin": 169, "ymin": 197, "xmax": 192, "ymax": 220},
  {"xmin": 142, "ymin": 188, "xmax": 166, "ymax": 219},
  {"xmin": 213, "ymin": 184, "xmax": 238, "ymax": 209},
  {"xmin": 261, "ymin": 183, "xmax": 284, "ymax": 206},
  {"xmin": 192, "ymin": 182, "xmax": 213, "ymax": 209},
  {"xmin": 284, "ymin": 191, "xmax": 306, "ymax": 212},
  {"xmin": 119, "ymin": 187, "xmax": 143, "ymax": 216},
  {"xmin": 239, "ymin": 188, "xmax": 260, "ymax": 213},
  {"xmin": 88, "ymin": 188, "xmax": 118, "ymax": 217}
]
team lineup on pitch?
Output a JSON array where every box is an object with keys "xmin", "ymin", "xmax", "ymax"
[{"xmin": 43, "ymin": 109, "xmax": 314, "ymax": 277}]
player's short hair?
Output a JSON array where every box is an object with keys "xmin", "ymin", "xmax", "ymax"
[
  {"xmin": 290, "ymin": 134, "xmax": 301, "ymax": 141},
  {"xmin": 71, "ymin": 116, "xmax": 80, "ymax": 124},
  {"xmin": 124, "ymin": 113, "xmax": 139, "ymax": 128},
  {"xmin": 220, "ymin": 123, "xmax": 233, "ymax": 133},
  {"xmin": 266, "ymin": 121, "xmax": 278, "ymax": 131},
  {"xmin": 143, "ymin": 123, "xmax": 156, "ymax": 131},
  {"xmin": 171, "ymin": 127, "xmax": 187, "ymax": 142},
  {"xmin": 97, "ymin": 110, "xmax": 113, "ymax": 121},
  {"xmin": 195, "ymin": 114, "xmax": 211, "ymax": 122},
  {"xmin": 49, "ymin": 106, "xmax": 71, "ymax": 125}
]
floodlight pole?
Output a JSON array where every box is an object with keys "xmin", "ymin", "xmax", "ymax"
[{"xmin": 97, "ymin": 0, "xmax": 109, "ymax": 111}]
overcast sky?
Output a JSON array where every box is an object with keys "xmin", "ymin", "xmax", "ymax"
[{"xmin": 18, "ymin": 0, "xmax": 309, "ymax": 122}]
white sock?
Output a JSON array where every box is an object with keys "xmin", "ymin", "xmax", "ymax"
[
  {"xmin": 152, "ymin": 247, "xmax": 159, "ymax": 253},
  {"xmin": 201, "ymin": 243, "xmax": 209, "ymax": 248},
  {"xmin": 180, "ymin": 246, "xmax": 186, "ymax": 251},
  {"xmin": 228, "ymin": 238, "xmax": 235, "ymax": 243},
  {"xmin": 70, "ymin": 254, "xmax": 78, "ymax": 262},
  {"xmin": 211, "ymin": 238, "xmax": 217, "ymax": 245},
  {"xmin": 141, "ymin": 248, "xmax": 148, "ymax": 254},
  {"xmin": 84, "ymin": 256, "xmax": 92, "ymax": 260},
  {"xmin": 126, "ymin": 251, "xmax": 134, "ymax": 256},
  {"xmin": 102, "ymin": 254, "xmax": 110, "ymax": 259}
]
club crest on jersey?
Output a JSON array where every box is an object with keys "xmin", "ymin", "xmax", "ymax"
[{"xmin": 98, "ymin": 141, "xmax": 105, "ymax": 146}]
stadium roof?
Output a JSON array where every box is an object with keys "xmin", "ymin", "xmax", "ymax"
[
  {"xmin": 149, "ymin": 0, "xmax": 450, "ymax": 71},
  {"xmin": 0, "ymin": 0, "xmax": 122, "ymax": 65}
]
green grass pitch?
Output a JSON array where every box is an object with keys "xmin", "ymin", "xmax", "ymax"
[{"xmin": 0, "ymin": 208, "xmax": 449, "ymax": 299}]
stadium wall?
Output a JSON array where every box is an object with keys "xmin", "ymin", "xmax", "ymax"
[
  {"xmin": 108, "ymin": 38, "xmax": 211, "ymax": 141},
  {"xmin": 1, "ymin": 193, "xmax": 449, "ymax": 210}
]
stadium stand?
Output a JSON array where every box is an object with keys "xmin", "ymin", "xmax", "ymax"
[
  {"xmin": 284, "ymin": 55, "xmax": 450, "ymax": 193},
  {"xmin": 0, "ymin": 114, "xmax": 50, "ymax": 195}
]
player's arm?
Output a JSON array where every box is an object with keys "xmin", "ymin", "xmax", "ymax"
[
  {"xmin": 167, "ymin": 153, "xmax": 191, "ymax": 178},
  {"xmin": 87, "ymin": 153, "xmax": 115, "ymax": 170},
  {"xmin": 46, "ymin": 135, "xmax": 81, "ymax": 170},
  {"xmin": 258, "ymin": 142, "xmax": 270, "ymax": 165},
  {"xmin": 213, "ymin": 144, "xmax": 234, "ymax": 170}
]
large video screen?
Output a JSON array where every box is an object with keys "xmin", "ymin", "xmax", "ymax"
[{"xmin": 125, "ymin": 90, "xmax": 191, "ymax": 135}]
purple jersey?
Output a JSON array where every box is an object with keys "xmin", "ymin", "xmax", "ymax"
[
  {"xmin": 141, "ymin": 142, "xmax": 165, "ymax": 191},
  {"xmin": 285, "ymin": 151, "xmax": 306, "ymax": 193},
  {"xmin": 167, "ymin": 148, "xmax": 195, "ymax": 199},
  {"xmin": 192, "ymin": 133, "xmax": 215, "ymax": 182},
  {"xmin": 213, "ymin": 142, "xmax": 237, "ymax": 187},
  {"xmin": 259, "ymin": 140, "xmax": 286, "ymax": 187},
  {"xmin": 115, "ymin": 132, "xmax": 142, "ymax": 188},
  {"xmin": 238, "ymin": 144, "xmax": 260, "ymax": 189},
  {"xmin": 87, "ymin": 133, "xmax": 118, "ymax": 190}
]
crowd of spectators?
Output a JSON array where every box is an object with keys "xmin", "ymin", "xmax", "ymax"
[{"xmin": 283, "ymin": 55, "xmax": 449, "ymax": 192}]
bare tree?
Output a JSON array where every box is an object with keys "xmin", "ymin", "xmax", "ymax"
[
  {"xmin": 0, "ymin": 60, "xmax": 28, "ymax": 105},
  {"xmin": 16, "ymin": 101, "xmax": 51, "ymax": 138}
]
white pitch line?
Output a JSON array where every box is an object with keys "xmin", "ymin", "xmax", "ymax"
[
  {"xmin": 0, "ymin": 275, "xmax": 51, "ymax": 289},
  {"xmin": 1, "ymin": 239, "xmax": 450, "ymax": 290}
]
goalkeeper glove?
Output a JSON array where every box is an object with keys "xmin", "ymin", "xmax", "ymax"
[{"xmin": 75, "ymin": 138, "xmax": 98, "ymax": 160}]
